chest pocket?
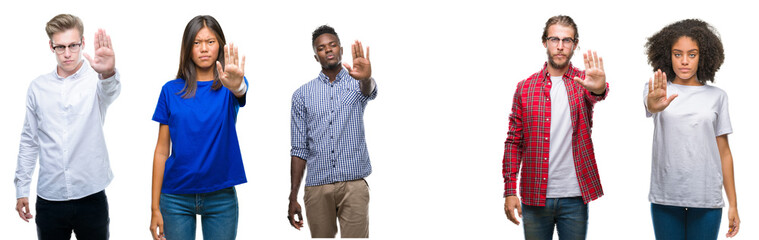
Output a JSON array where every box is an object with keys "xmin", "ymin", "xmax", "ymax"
[{"xmin": 341, "ymin": 87, "xmax": 363, "ymax": 106}]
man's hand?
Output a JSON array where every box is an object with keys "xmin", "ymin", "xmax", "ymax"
[
  {"xmin": 573, "ymin": 50, "xmax": 606, "ymax": 95},
  {"xmin": 288, "ymin": 200, "xmax": 304, "ymax": 230},
  {"xmin": 15, "ymin": 197, "xmax": 33, "ymax": 222},
  {"xmin": 646, "ymin": 69, "xmax": 678, "ymax": 113},
  {"xmin": 84, "ymin": 28, "xmax": 116, "ymax": 79},
  {"xmin": 504, "ymin": 196, "xmax": 522, "ymax": 225},
  {"xmin": 216, "ymin": 43, "xmax": 246, "ymax": 96},
  {"xmin": 342, "ymin": 40, "xmax": 371, "ymax": 81}
]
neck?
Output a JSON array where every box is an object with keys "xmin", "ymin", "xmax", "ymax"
[
  {"xmin": 196, "ymin": 66, "xmax": 215, "ymax": 82},
  {"xmin": 547, "ymin": 63, "xmax": 569, "ymax": 77},
  {"xmin": 672, "ymin": 76, "xmax": 703, "ymax": 86},
  {"xmin": 321, "ymin": 65, "xmax": 342, "ymax": 82},
  {"xmin": 57, "ymin": 60, "xmax": 84, "ymax": 78}
]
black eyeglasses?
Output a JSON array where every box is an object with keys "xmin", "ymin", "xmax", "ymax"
[
  {"xmin": 51, "ymin": 43, "xmax": 82, "ymax": 54},
  {"xmin": 546, "ymin": 37, "xmax": 575, "ymax": 47}
]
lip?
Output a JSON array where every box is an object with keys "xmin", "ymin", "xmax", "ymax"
[
  {"xmin": 326, "ymin": 54, "xmax": 335, "ymax": 60},
  {"xmin": 63, "ymin": 60, "xmax": 74, "ymax": 64},
  {"xmin": 198, "ymin": 56, "xmax": 212, "ymax": 60},
  {"xmin": 678, "ymin": 68, "xmax": 691, "ymax": 72}
]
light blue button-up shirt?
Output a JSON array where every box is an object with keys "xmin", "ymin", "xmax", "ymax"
[{"xmin": 291, "ymin": 68, "xmax": 377, "ymax": 186}]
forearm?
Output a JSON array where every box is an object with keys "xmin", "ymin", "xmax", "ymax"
[
  {"xmin": 717, "ymin": 135, "xmax": 737, "ymax": 207},
  {"xmin": 289, "ymin": 156, "xmax": 307, "ymax": 201},
  {"xmin": 151, "ymin": 154, "xmax": 167, "ymax": 211},
  {"xmin": 152, "ymin": 124, "xmax": 170, "ymax": 211},
  {"xmin": 359, "ymin": 77, "xmax": 375, "ymax": 97},
  {"xmin": 97, "ymin": 70, "xmax": 121, "ymax": 105}
]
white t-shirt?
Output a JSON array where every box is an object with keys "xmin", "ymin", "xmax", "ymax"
[
  {"xmin": 546, "ymin": 76, "xmax": 581, "ymax": 198},
  {"xmin": 644, "ymin": 82, "xmax": 732, "ymax": 208}
]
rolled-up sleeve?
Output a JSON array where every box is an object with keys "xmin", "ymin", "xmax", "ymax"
[{"xmin": 290, "ymin": 90, "xmax": 309, "ymax": 159}]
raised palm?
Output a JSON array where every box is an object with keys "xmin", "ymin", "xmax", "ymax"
[
  {"xmin": 572, "ymin": 50, "xmax": 606, "ymax": 94},
  {"xmin": 84, "ymin": 29, "xmax": 115, "ymax": 78},
  {"xmin": 342, "ymin": 40, "xmax": 371, "ymax": 81},
  {"xmin": 216, "ymin": 43, "xmax": 246, "ymax": 92},
  {"xmin": 646, "ymin": 69, "xmax": 678, "ymax": 113}
]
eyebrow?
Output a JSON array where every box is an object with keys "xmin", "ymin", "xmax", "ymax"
[{"xmin": 194, "ymin": 38, "xmax": 217, "ymax": 41}]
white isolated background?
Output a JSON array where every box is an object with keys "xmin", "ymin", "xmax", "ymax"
[{"xmin": 0, "ymin": 0, "xmax": 755, "ymax": 239}]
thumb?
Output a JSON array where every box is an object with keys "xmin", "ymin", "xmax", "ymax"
[
  {"xmin": 517, "ymin": 204, "xmax": 522, "ymax": 218},
  {"xmin": 216, "ymin": 61, "xmax": 225, "ymax": 79},
  {"xmin": 666, "ymin": 94, "xmax": 679, "ymax": 104},
  {"xmin": 342, "ymin": 63, "xmax": 352, "ymax": 71},
  {"xmin": 573, "ymin": 76, "xmax": 585, "ymax": 86},
  {"xmin": 84, "ymin": 53, "xmax": 93, "ymax": 63}
]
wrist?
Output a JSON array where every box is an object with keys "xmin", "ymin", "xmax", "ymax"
[{"xmin": 236, "ymin": 81, "xmax": 247, "ymax": 94}]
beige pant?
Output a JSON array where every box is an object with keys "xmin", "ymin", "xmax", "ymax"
[{"xmin": 304, "ymin": 179, "xmax": 370, "ymax": 238}]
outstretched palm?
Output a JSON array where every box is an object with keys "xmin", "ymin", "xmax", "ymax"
[
  {"xmin": 572, "ymin": 50, "xmax": 606, "ymax": 94},
  {"xmin": 647, "ymin": 69, "xmax": 678, "ymax": 113},
  {"xmin": 84, "ymin": 29, "xmax": 115, "ymax": 78},
  {"xmin": 216, "ymin": 43, "xmax": 246, "ymax": 93},
  {"xmin": 342, "ymin": 40, "xmax": 371, "ymax": 81}
]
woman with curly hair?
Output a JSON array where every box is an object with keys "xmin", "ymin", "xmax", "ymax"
[{"xmin": 644, "ymin": 19, "xmax": 740, "ymax": 239}]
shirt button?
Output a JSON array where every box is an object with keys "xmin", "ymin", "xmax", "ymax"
[
  {"xmin": 546, "ymin": 118, "xmax": 549, "ymax": 121},
  {"xmin": 329, "ymin": 122, "xmax": 332, "ymax": 125},
  {"xmin": 331, "ymin": 150, "xmax": 335, "ymax": 153},
  {"xmin": 330, "ymin": 97, "xmax": 333, "ymax": 100},
  {"xmin": 330, "ymin": 136, "xmax": 334, "ymax": 139},
  {"xmin": 545, "ymin": 137, "xmax": 549, "ymax": 141},
  {"xmin": 544, "ymin": 158, "xmax": 548, "ymax": 161}
]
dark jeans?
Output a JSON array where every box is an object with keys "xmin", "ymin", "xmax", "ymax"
[
  {"xmin": 522, "ymin": 197, "xmax": 589, "ymax": 240},
  {"xmin": 651, "ymin": 203, "xmax": 722, "ymax": 240},
  {"xmin": 36, "ymin": 190, "xmax": 109, "ymax": 240}
]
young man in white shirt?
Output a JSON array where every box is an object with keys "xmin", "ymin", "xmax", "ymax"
[{"xmin": 13, "ymin": 13, "xmax": 120, "ymax": 240}]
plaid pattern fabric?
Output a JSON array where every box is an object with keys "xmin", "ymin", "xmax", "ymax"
[
  {"xmin": 291, "ymin": 69, "xmax": 377, "ymax": 187},
  {"xmin": 503, "ymin": 62, "xmax": 607, "ymax": 206}
]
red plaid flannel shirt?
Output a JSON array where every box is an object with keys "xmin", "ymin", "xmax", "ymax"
[{"xmin": 503, "ymin": 62, "xmax": 607, "ymax": 206}]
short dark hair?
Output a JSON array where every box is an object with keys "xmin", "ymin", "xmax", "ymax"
[
  {"xmin": 176, "ymin": 15, "xmax": 227, "ymax": 98},
  {"xmin": 312, "ymin": 25, "xmax": 340, "ymax": 46},
  {"xmin": 645, "ymin": 19, "xmax": 724, "ymax": 84},
  {"xmin": 541, "ymin": 15, "xmax": 578, "ymax": 43}
]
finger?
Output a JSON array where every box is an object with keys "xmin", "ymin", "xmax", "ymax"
[
  {"xmin": 665, "ymin": 94, "xmax": 678, "ymax": 104},
  {"xmin": 216, "ymin": 61, "xmax": 224, "ymax": 79},
  {"xmin": 358, "ymin": 40, "xmax": 364, "ymax": 58},
  {"xmin": 573, "ymin": 76, "xmax": 585, "ymax": 86},
  {"xmin": 517, "ymin": 203, "xmax": 522, "ymax": 218},
  {"xmin": 234, "ymin": 44, "xmax": 239, "ymax": 66},
  {"xmin": 343, "ymin": 63, "xmax": 352, "ymax": 71},
  {"xmin": 366, "ymin": 46, "xmax": 370, "ymax": 61},
  {"xmin": 593, "ymin": 51, "xmax": 599, "ymax": 69},
  {"xmin": 662, "ymin": 71, "xmax": 668, "ymax": 93},
  {"xmin": 648, "ymin": 77, "xmax": 654, "ymax": 94},
  {"xmin": 240, "ymin": 55, "xmax": 246, "ymax": 73},
  {"xmin": 583, "ymin": 51, "xmax": 590, "ymax": 69},
  {"xmin": 150, "ymin": 226, "xmax": 159, "ymax": 240},
  {"xmin": 351, "ymin": 40, "xmax": 358, "ymax": 60},
  {"xmin": 16, "ymin": 206, "xmax": 25, "ymax": 221},
  {"xmin": 84, "ymin": 53, "xmax": 93, "ymax": 64},
  {"xmin": 224, "ymin": 44, "xmax": 230, "ymax": 67},
  {"xmin": 99, "ymin": 29, "xmax": 106, "ymax": 50},
  {"xmin": 598, "ymin": 55, "xmax": 604, "ymax": 70},
  {"xmin": 106, "ymin": 34, "xmax": 112, "ymax": 50}
]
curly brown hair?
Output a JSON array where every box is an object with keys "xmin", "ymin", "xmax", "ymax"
[{"xmin": 645, "ymin": 19, "xmax": 724, "ymax": 84}]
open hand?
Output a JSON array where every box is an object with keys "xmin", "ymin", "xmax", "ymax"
[
  {"xmin": 342, "ymin": 40, "xmax": 371, "ymax": 81},
  {"xmin": 646, "ymin": 69, "xmax": 678, "ymax": 113},
  {"xmin": 216, "ymin": 43, "xmax": 246, "ymax": 94},
  {"xmin": 84, "ymin": 29, "xmax": 116, "ymax": 78},
  {"xmin": 572, "ymin": 50, "xmax": 606, "ymax": 94}
]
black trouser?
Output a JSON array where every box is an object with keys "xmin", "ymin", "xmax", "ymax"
[{"xmin": 36, "ymin": 190, "xmax": 109, "ymax": 240}]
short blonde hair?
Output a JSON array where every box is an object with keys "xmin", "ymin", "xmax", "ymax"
[{"xmin": 45, "ymin": 14, "xmax": 83, "ymax": 39}]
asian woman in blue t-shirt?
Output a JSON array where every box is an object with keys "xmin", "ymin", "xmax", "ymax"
[{"xmin": 149, "ymin": 15, "xmax": 249, "ymax": 240}]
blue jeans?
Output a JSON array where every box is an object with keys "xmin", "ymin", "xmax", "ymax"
[
  {"xmin": 160, "ymin": 187, "xmax": 238, "ymax": 240},
  {"xmin": 522, "ymin": 197, "xmax": 588, "ymax": 240},
  {"xmin": 651, "ymin": 203, "xmax": 721, "ymax": 240},
  {"xmin": 36, "ymin": 190, "xmax": 109, "ymax": 240}
]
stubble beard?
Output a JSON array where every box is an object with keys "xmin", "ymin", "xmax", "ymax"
[{"xmin": 547, "ymin": 50, "xmax": 574, "ymax": 69}]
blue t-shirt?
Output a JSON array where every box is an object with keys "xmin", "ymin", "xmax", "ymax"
[{"xmin": 152, "ymin": 78, "xmax": 248, "ymax": 194}]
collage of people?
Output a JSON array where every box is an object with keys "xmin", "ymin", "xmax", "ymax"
[{"xmin": 0, "ymin": 1, "xmax": 755, "ymax": 239}]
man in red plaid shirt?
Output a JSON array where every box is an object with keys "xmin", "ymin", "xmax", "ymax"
[{"xmin": 503, "ymin": 15, "xmax": 608, "ymax": 239}]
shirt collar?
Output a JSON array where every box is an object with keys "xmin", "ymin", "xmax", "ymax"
[
  {"xmin": 318, "ymin": 67, "xmax": 349, "ymax": 84},
  {"xmin": 53, "ymin": 60, "xmax": 89, "ymax": 80}
]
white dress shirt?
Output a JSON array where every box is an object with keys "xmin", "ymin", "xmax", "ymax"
[{"xmin": 14, "ymin": 60, "xmax": 120, "ymax": 201}]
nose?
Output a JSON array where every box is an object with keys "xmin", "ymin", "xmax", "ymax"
[
  {"xmin": 200, "ymin": 42, "xmax": 209, "ymax": 52},
  {"xmin": 63, "ymin": 47, "xmax": 72, "ymax": 57},
  {"xmin": 680, "ymin": 55, "xmax": 689, "ymax": 66}
]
